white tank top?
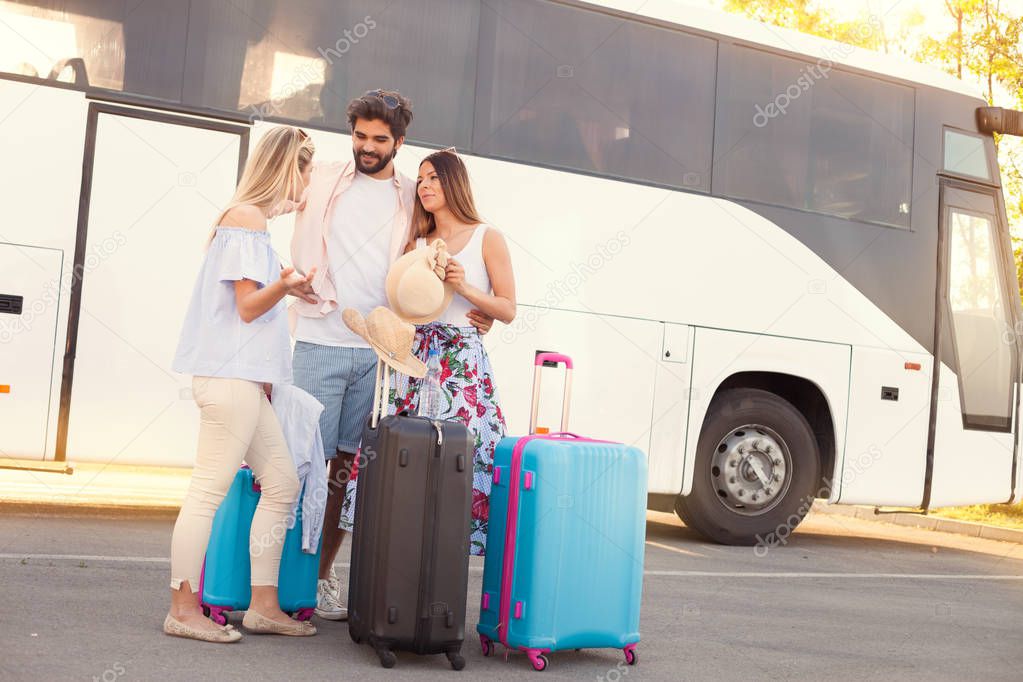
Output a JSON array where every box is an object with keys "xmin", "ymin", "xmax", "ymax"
[{"xmin": 418, "ymin": 224, "xmax": 492, "ymax": 327}]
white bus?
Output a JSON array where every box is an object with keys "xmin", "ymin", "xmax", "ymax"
[{"xmin": 2, "ymin": 0, "xmax": 1021, "ymax": 545}]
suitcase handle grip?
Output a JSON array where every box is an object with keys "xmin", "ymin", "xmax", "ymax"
[
  {"xmin": 534, "ymin": 352, "xmax": 573, "ymax": 369},
  {"xmin": 529, "ymin": 352, "xmax": 573, "ymax": 434},
  {"xmin": 369, "ymin": 359, "xmax": 391, "ymax": 429}
]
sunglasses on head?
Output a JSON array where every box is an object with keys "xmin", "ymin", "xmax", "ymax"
[{"xmin": 366, "ymin": 89, "xmax": 401, "ymax": 110}]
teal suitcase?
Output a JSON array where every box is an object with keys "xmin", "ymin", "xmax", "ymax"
[
  {"xmin": 477, "ymin": 353, "xmax": 646, "ymax": 672},
  {"xmin": 199, "ymin": 467, "xmax": 320, "ymax": 624}
]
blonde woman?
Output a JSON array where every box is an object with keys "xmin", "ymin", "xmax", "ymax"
[{"xmin": 167, "ymin": 126, "xmax": 318, "ymax": 642}]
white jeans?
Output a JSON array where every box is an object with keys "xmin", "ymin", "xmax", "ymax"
[{"xmin": 170, "ymin": 376, "xmax": 299, "ymax": 591}]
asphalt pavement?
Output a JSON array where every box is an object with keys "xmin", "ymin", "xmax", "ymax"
[{"xmin": 0, "ymin": 509, "xmax": 1020, "ymax": 681}]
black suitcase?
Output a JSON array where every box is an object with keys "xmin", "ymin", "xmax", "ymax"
[{"xmin": 347, "ymin": 360, "xmax": 474, "ymax": 670}]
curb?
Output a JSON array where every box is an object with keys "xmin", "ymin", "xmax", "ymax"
[
  {"xmin": 0, "ymin": 461, "xmax": 189, "ymax": 518},
  {"xmin": 4, "ymin": 486, "xmax": 1022, "ymax": 544},
  {"xmin": 0, "ymin": 500, "xmax": 181, "ymax": 518},
  {"xmin": 811, "ymin": 501, "xmax": 1023, "ymax": 544}
]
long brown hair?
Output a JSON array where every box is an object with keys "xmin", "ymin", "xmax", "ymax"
[{"xmin": 409, "ymin": 150, "xmax": 482, "ymax": 248}]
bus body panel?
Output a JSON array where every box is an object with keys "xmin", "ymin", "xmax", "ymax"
[
  {"xmin": 835, "ymin": 346, "xmax": 931, "ymax": 506},
  {"xmin": 0, "ymin": 80, "xmax": 87, "ymax": 461},
  {"xmin": 928, "ymin": 363, "xmax": 1015, "ymax": 507},
  {"xmin": 462, "ymin": 148, "xmax": 929, "ymax": 356},
  {"xmin": 680, "ymin": 328, "xmax": 850, "ymax": 497},
  {"xmin": 647, "ymin": 323, "xmax": 696, "ymax": 494},
  {"xmin": 1016, "ymin": 410, "xmax": 1023, "ymax": 504},
  {"xmin": 482, "ymin": 305, "xmax": 663, "ymax": 460},
  {"xmin": 0, "ymin": 244, "xmax": 62, "ymax": 460}
]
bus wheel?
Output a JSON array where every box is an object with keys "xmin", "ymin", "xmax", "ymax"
[{"xmin": 675, "ymin": 388, "xmax": 820, "ymax": 546}]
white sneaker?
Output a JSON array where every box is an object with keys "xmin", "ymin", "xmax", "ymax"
[
  {"xmin": 328, "ymin": 566, "xmax": 350, "ymax": 617},
  {"xmin": 315, "ymin": 579, "xmax": 347, "ymax": 621},
  {"xmin": 327, "ymin": 566, "xmax": 342, "ymax": 600}
]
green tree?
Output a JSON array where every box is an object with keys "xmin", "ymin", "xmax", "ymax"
[
  {"xmin": 924, "ymin": 1, "xmax": 1023, "ymax": 298},
  {"xmin": 722, "ymin": 0, "xmax": 903, "ymax": 52},
  {"xmin": 917, "ymin": 1, "xmax": 1018, "ymax": 105}
]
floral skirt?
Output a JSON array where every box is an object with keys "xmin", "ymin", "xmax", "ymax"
[{"xmin": 339, "ymin": 323, "xmax": 506, "ymax": 556}]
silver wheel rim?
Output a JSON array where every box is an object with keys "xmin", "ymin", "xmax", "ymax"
[{"xmin": 709, "ymin": 423, "xmax": 791, "ymax": 516}]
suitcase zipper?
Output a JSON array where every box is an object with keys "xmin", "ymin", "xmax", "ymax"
[{"xmin": 414, "ymin": 420, "xmax": 446, "ymax": 652}]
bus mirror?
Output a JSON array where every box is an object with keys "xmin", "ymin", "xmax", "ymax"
[{"xmin": 976, "ymin": 106, "xmax": 1023, "ymax": 137}]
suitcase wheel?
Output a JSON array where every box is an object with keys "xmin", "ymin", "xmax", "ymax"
[
  {"xmin": 624, "ymin": 645, "xmax": 638, "ymax": 666},
  {"xmin": 446, "ymin": 651, "xmax": 465, "ymax": 671},
  {"xmin": 377, "ymin": 649, "xmax": 397, "ymax": 669},
  {"xmin": 292, "ymin": 608, "xmax": 315, "ymax": 622},
  {"xmin": 526, "ymin": 651, "xmax": 548, "ymax": 672},
  {"xmin": 203, "ymin": 605, "xmax": 228, "ymax": 626},
  {"xmin": 479, "ymin": 635, "xmax": 494, "ymax": 657}
]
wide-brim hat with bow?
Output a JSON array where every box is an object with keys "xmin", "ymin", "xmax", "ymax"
[
  {"xmin": 385, "ymin": 238, "xmax": 454, "ymax": 324},
  {"xmin": 341, "ymin": 306, "xmax": 426, "ymax": 378}
]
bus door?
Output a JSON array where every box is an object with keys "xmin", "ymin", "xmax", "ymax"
[
  {"xmin": 55, "ymin": 100, "xmax": 249, "ymax": 465},
  {"xmin": 926, "ymin": 178, "xmax": 1020, "ymax": 508}
]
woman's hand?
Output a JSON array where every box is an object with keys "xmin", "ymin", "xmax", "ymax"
[
  {"xmin": 467, "ymin": 309, "xmax": 494, "ymax": 334},
  {"xmin": 281, "ymin": 266, "xmax": 318, "ymax": 303},
  {"xmin": 270, "ymin": 197, "xmax": 307, "ymax": 216},
  {"xmin": 444, "ymin": 258, "xmax": 467, "ymax": 294}
]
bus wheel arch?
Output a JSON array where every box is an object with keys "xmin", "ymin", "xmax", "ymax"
[
  {"xmin": 676, "ymin": 375, "xmax": 834, "ymax": 546},
  {"xmin": 712, "ymin": 372, "xmax": 836, "ymax": 497}
]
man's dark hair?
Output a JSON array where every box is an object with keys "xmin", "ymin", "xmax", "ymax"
[{"xmin": 346, "ymin": 89, "xmax": 413, "ymax": 140}]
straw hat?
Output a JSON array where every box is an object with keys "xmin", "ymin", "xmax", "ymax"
[
  {"xmin": 386, "ymin": 239, "xmax": 454, "ymax": 324},
  {"xmin": 341, "ymin": 307, "xmax": 426, "ymax": 378}
]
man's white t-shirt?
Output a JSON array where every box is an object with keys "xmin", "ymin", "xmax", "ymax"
[{"xmin": 294, "ymin": 171, "xmax": 399, "ymax": 347}]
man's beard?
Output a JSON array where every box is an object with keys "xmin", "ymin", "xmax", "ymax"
[{"xmin": 354, "ymin": 146, "xmax": 395, "ymax": 175}]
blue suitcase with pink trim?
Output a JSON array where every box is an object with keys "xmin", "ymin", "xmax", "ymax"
[
  {"xmin": 477, "ymin": 353, "xmax": 646, "ymax": 672},
  {"xmin": 199, "ymin": 467, "xmax": 320, "ymax": 625}
]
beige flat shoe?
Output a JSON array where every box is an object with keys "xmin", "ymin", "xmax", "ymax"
[
  {"xmin": 242, "ymin": 610, "xmax": 317, "ymax": 637},
  {"xmin": 163, "ymin": 614, "xmax": 242, "ymax": 643}
]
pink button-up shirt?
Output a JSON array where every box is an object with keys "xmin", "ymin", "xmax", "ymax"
[{"xmin": 290, "ymin": 160, "xmax": 416, "ymax": 330}]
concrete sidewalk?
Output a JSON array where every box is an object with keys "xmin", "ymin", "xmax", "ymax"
[
  {"xmin": 810, "ymin": 500, "xmax": 1023, "ymax": 544},
  {"xmin": 0, "ymin": 460, "xmax": 187, "ymax": 514},
  {"xmin": 3, "ymin": 459, "xmax": 1021, "ymax": 544}
]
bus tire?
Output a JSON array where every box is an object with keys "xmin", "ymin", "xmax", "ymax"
[{"xmin": 675, "ymin": 388, "xmax": 820, "ymax": 546}]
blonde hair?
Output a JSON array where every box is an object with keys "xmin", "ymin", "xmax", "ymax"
[
  {"xmin": 210, "ymin": 126, "xmax": 314, "ymax": 237},
  {"xmin": 409, "ymin": 149, "xmax": 482, "ymax": 248}
]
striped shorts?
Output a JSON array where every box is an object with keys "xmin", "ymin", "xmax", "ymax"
[{"xmin": 292, "ymin": 341, "xmax": 377, "ymax": 460}]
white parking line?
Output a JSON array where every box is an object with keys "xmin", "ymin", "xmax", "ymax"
[
  {"xmin": 3, "ymin": 553, "xmax": 1022, "ymax": 580},
  {"xmin": 646, "ymin": 540, "xmax": 707, "ymax": 558},
  {"xmin": 0, "ymin": 553, "xmax": 170, "ymax": 563},
  {"xmin": 645, "ymin": 571, "xmax": 1023, "ymax": 579}
]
